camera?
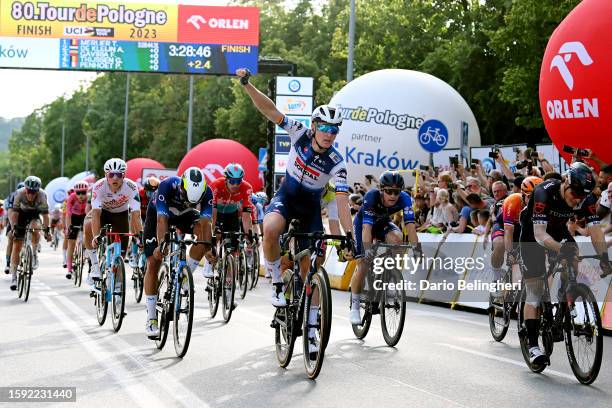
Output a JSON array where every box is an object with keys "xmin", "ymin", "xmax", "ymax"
[
  {"xmin": 471, "ymin": 158, "xmax": 480, "ymax": 164},
  {"xmin": 488, "ymin": 151, "xmax": 499, "ymax": 159},
  {"xmin": 515, "ymin": 159, "xmax": 531, "ymax": 170},
  {"xmin": 563, "ymin": 145, "xmax": 589, "ymax": 157},
  {"xmin": 449, "ymin": 155, "xmax": 459, "ymax": 167},
  {"xmin": 419, "ymin": 164, "xmax": 429, "ymax": 171}
]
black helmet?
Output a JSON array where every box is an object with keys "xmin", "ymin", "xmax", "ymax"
[
  {"xmin": 567, "ymin": 162, "xmax": 595, "ymax": 196},
  {"xmin": 379, "ymin": 170, "xmax": 404, "ymax": 189}
]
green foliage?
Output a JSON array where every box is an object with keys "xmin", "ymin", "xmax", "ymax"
[{"xmin": 4, "ymin": 0, "xmax": 578, "ymax": 196}]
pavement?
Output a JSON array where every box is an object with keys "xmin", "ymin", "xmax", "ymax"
[{"xmin": 0, "ymin": 241, "xmax": 611, "ymax": 408}]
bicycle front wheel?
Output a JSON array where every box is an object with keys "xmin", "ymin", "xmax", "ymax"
[
  {"xmin": 221, "ymin": 254, "xmax": 236, "ymax": 323},
  {"xmin": 564, "ymin": 283, "xmax": 603, "ymax": 385},
  {"xmin": 22, "ymin": 245, "xmax": 33, "ymax": 302},
  {"xmin": 350, "ymin": 291, "xmax": 372, "ymax": 340},
  {"xmin": 488, "ymin": 270, "xmax": 511, "ymax": 342},
  {"xmin": 238, "ymin": 249, "xmax": 248, "ymax": 299},
  {"xmin": 155, "ymin": 264, "xmax": 171, "ymax": 350},
  {"xmin": 380, "ymin": 270, "xmax": 406, "ymax": 346},
  {"xmin": 250, "ymin": 246, "xmax": 260, "ymax": 289},
  {"xmin": 274, "ymin": 276, "xmax": 295, "ymax": 367},
  {"xmin": 111, "ymin": 259, "xmax": 126, "ymax": 332},
  {"xmin": 303, "ymin": 272, "xmax": 329, "ymax": 379},
  {"xmin": 174, "ymin": 266, "xmax": 195, "ymax": 358},
  {"xmin": 95, "ymin": 258, "xmax": 108, "ymax": 326}
]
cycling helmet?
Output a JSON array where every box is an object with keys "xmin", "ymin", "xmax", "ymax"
[
  {"xmin": 521, "ymin": 176, "xmax": 543, "ymax": 195},
  {"xmin": 379, "ymin": 170, "xmax": 405, "ymax": 189},
  {"xmin": 17, "ymin": 182, "xmax": 25, "ymax": 189},
  {"xmin": 73, "ymin": 181, "xmax": 89, "ymax": 192},
  {"xmin": 181, "ymin": 167, "xmax": 206, "ymax": 203},
  {"xmin": 24, "ymin": 176, "xmax": 42, "ymax": 191},
  {"xmin": 311, "ymin": 104, "xmax": 342, "ymax": 125},
  {"xmin": 103, "ymin": 158, "xmax": 127, "ymax": 174},
  {"xmin": 143, "ymin": 176, "xmax": 160, "ymax": 192},
  {"xmin": 255, "ymin": 191, "xmax": 268, "ymax": 205},
  {"xmin": 224, "ymin": 163, "xmax": 245, "ymax": 179},
  {"xmin": 566, "ymin": 162, "xmax": 596, "ymax": 196}
]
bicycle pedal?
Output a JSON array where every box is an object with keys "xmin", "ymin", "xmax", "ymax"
[{"xmin": 89, "ymin": 291, "xmax": 96, "ymax": 298}]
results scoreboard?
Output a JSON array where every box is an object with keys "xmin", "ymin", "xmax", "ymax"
[{"xmin": 0, "ymin": 1, "xmax": 259, "ymax": 74}]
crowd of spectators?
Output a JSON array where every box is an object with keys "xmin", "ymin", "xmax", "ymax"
[{"xmin": 339, "ymin": 147, "xmax": 612, "ymax": 242}]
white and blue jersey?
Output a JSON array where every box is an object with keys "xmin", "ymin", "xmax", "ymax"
[
  {"xmin": 353, "ymin": 189, "xmax": 415, "ymax": 256},
  {"xmin": 277, "ymin": 116, "xmax": 349, "ymax": 199},
  {"xmin": 153, "ymin": 176, "xmax": 213, "ymax": 219},
  {"xmin": 251, "ymin": 198, "xmax": 265, "ymax": 225}
]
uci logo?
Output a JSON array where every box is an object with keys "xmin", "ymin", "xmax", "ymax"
[{"xmin": 549, "ymin": 42, "xmax": 593, "ymax": 91}]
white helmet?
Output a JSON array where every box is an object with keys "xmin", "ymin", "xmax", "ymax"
[
  {"xmin": 181, "ymin": 167, "xmax": 206, "ymax": 203},
  {"xmin": 103, "ymin": 158, "xmax": 127, "ymax": 174},
  {"xmin": 311, "ymin": 104, "xmax": 342, "ymax": 125}
]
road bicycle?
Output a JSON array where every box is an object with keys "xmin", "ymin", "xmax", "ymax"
[
  {"xmin": 90, "ymin": 225, "xmax": 135, "ymax": 332},
  {"xmin": 350, "ymin": 242, "xmax": 408, "ymax": 347},
  {"xmin": 130, "ymin": 238, "xmax": 146, "ymax": 303},
  {"xmin": 71, "ymin": 226, "xmax": 87, "ymax": 287},
  {"xmin": 517, "ymin": 252, "xmax": 604, "ymax": 384},
  {"xmin": 207, "ymin": 230, "xmax": 243, "ymax": 322},
  {"xmin": 271, "ymin": 220, "xmax": 347, "ymax": 379},
  {"xmin": 248, "ymin": 234, "xmax": 261, "ymax": 290},
  {"xmin": 154, "ymin": 226, "xmax": 210, "ymax": 357},
  {"xmin": 488, "ymin": 261, "xmax": 523, "ymax": 342},
  {"xmin": 16, "ymin": 227, "xmax": 44, "ymax": 302}
]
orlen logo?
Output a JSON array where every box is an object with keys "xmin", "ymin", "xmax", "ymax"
[
  {"xmin": 186, "ymin": 15, "xmax": 250, "ymax": 30},
  {"xmin": 545, "ymin": 41, "xmax": 599, "ymax": 120},
  {"xmin": 550, "ymin": 42, "xmax": 593, "ymax": 91},
  {"xmin": 285, "ymin": 99, "xmax": 307, "ymax": 112}
]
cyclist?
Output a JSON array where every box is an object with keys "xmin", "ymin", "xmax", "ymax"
[
  {"xmin": 349, "ymin": 170, "xmax": 420, "ymax": 324},
  {"xmin": 484, "ymin": 181, "xmax": 508, "ymax": 280},
  {"xmin": 50, "ymin": 202, "xmax": 63, "ymax": 250},
  {"xmin": 519, "ymin": 163, "xmax": 611, "ymax": 365},
  {"xmin": 8, "ymin": 176, "xmax": 52, "ymax": 290},
  {"xmin": 235, "ymin": 68, "xmax": 355, "ymax": 313},
  {"xmin": 0, "ymin": 200, "xmax": 5, "ymax": 237},
  {"xmin": 4, "ymin": 182, "xmax": 24, "ymax": 274},
  {"xmin": 143, "ymin": 167, "xmax": 214, "ymax": 338},
  {"xmin": 203, "ymin": 163, "xmax": 256, "ymax": 278},
  {"xmin": 84, "ymin": 158, "xmax": 143, "ymax": 285},
  {"xmin": 65, "ymin": 181, "xmax": 89, "ymax": 280},
  {"xmin": 129, "ymin": 176, "xmax": 160, "ymax": 268},
  {"xmin": 251, "ymin": 191, "xmax": 268, "ymax": 237}
]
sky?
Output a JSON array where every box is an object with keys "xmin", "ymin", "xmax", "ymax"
[{"xmin": 0, "ymin": 0, "xmax": 308, "ymax": 119}]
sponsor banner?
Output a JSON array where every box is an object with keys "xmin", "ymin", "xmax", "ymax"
[
  {"xmin": 141, "ymin": 167, "xmax": 176, "ymax": 183},
  {"xmin": 0, "ymin": 36, "xmax": 59, "ymax": 68},
  {"xmin": 275, "ymin": 115, "xmax": 310, "ymax": 135},
  {"xmin": 177, "ymin": 5, "xmax": 259, "ymax": 45},
  {"xmin": 274, "ymin": 134, "xmax": 291, "ymax": 154},
  {"xmin": 276, "ymin": 76, "xmax": 313, "ymax": 96},
  {"xmin": 275, "ymin": 95, "xmax": 312, "ymax": 116},
  {"xmin": 58, "ymin": 39, "xmax": 257, "ymax": 74},
  {"xmin": 274, "ymin": 154, "xmax": 288, "ymax": 173},
  {"xmin": 0, "ymin": 0, "xmax": 178, "ymax": 42}
]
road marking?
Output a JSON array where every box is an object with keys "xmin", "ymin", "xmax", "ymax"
[
  {"xmin": 39, "ymin": 296, "xmax": 161, "ymax": 408},
  {"xmin": 436, "ymin": 343, "xmax": 576, "ymax": 381},
  {"xmin": 412, "ymin": 310, "xmax": 491, "ymax": 328},
  {"xmin": 54, "ymin": 295, "xmax": 211, "ymax": 408}
]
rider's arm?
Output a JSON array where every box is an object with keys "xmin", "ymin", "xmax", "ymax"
[
  {"xmin": 241, "ymin": 211, "xmax": 253, "ymax": 235},
  {"xmin": 127, "ymin": 181, "xmax": 143, "ymax": 232},
  {"xmin": 236, "ymin": 69, "xmax": 283, "ymax": 124},
  {"xmin": 41, "ymin": 213, "xmax": 50, "ymax": 230},
  {"xmin": 130, "ymin": 211, "xmax": 143, "ymax": 235},
  {"xmin": 156, "ymin": 214, "xmax": 169, "ymax": 246},
  {"xmin": 533, "ymin": 223, "xmax": 561, "ymax": 252},
  {"xmin": 581, "ymin": 194, "xmax": 609, "ymax": 258},
  {"xmin": 503, "ymin": 225, "xmax": 514, "ymax": 253},
  {"xmin": 400, "ymin": 193, "xmax": 418, "ymax": 245}
]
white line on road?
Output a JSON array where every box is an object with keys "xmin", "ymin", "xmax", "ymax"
[
  {"xmin": 436, "ymin": 343, "xmax": 576, "ymax": 381},
  {"xmin": 54, "ymin": 295, "xmax": 211, "ymax": 408},
  {"xmin": 38, "ymin": 296, "xmax": 161, "ymax": 408}
]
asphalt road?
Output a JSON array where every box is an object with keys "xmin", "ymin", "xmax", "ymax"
[{"xmin": 0, "ymin": 241, "xmax": 610, "ymax": 408}]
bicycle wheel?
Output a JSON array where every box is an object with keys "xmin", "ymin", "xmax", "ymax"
[
  {"xmin": 274, "ymin": 276, "xmax": 295, "ymax": 368},
  {"xmin": 250, "ymin": 246, "xmax": 260, "ymax": 289},
  {"xmin": 221, "ymin": 254, "xmax": 236, "ymax": 323},
  {"xmin": 350, "ymin": 291, "xmax": 372, "ymax": 339},
  {"xmin": 564, "ymin": 283, "xmax": 603, "ymax": 384},
  {"xmin": 73, "ymin": 245, "xmax": 82, "ymax": 287},
  {"xmin": 155, "ymin": 264, "xmax": 171, "ymax": 350},
  {"xmin": 17, "ymin": 253, "xmax": 26, "ymax": 299},
  {"xmin": 135, "ymin": 253, "xmax": 146, "ymax": 303},
  {"xmin": 380, "ymin": 270, "xmax": 406, "ymax": 347},
  {"xmin": 173, "ymin": 266, "xmax": 195, "ymax": 358},
  {"xmin": 319, "ymin": 267, "xmax": 333, "ymax": 349},
  {"xmin": 238, "ymin": 249, "xmax": 248, "ymax": 299},
  {"xmin": 95, "ymin": 257, "xmax": 108, "ymax": 326},
  {"xmin": 488, "ymin": 270, "xmax": 511, "ymax": 342},
  {"xmin": 517, "ymin": 288, "xmax": 548, "ymax": 373},
  {"xmin": 303, "ymin": 272, "xmax": 329, "ymax": 379},
  {"xmin": 111, "ymin": 259, "xmax": 126, "ymax": 332},
  {"xmin": 22, "ymin": 245, "xmax": 33, "ymax": 302}
]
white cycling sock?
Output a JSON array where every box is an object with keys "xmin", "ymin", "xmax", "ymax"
[
  {"xmin": 87, "ymin": 249, "xmax": 99, "ymax": 273},
  {"xmin": 188, "ymin": 257, "xmax": 200, "ymax": 273},
  {"xmin": 265, "ymin": 258, "xmax": 281, "ymax": 284},
  {"xmin": 309, "ymin": 306, "xmax": 319, "ymax": 338},
  {"xmin": 351, "ymin": 295, "xmax": 360, "ymax": 311},
  {"xmin": 146, "ymin": 295, "xmax": 157, "ymax": 320}
]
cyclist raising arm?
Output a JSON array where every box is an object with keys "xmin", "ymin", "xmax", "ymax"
[{"xmin": 235, "ymin": 68, "xmax": 355, "ymax": 307}]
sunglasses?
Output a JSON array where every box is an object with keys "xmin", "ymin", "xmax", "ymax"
[
  {"xmin": 107, "ymin": 172, "xmax": 125, "ymax": 179},
  {"xmin": 316, "ymin": 124, "xmax": 340, "ymax": 135},
  {"xmin": 76, "ymin": 191, "xmax": 87, "ymax": 196},
  {"xmin": 382, "ymin": 188, "xmax": 401, "ymax": 196},
  {"xmin": 227, "ymin": 178, "xmax": 242, "ymax": 185},
  {"xmin": 25, "ymin": 188, "xmax": 38, "ymax": 194}
]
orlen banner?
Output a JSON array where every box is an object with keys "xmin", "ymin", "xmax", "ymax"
[
  {"xmin": 539, "ymin": 0, "xmax": 612, "ymax": 168},
  {"xmin": 330, "ymin": 69, "xmax": 480, "ymax": 185}
]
